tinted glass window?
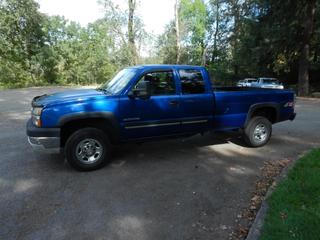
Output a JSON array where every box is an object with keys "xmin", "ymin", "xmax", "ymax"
[
  {"xmin": 262, "ymin": 79, "xmax": 279, "ymax": 84},
  {"xmin": 136, "ymin": 71, "xmax": 176, "ymax": 95},
  {"xmin": 179, "ymin": 69, "xmax": 205, "ymax": 94},
  {"xmin": 248, "ymin": 79, "xmax": 257, "ymax": 83}
]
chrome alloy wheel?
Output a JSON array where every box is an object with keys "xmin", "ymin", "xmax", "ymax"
[
  {"xmin": 76, "ymin": 138, "xmax": 103, "ymax": 164},
  {"xmin": 253, "ymin": 124, "xmax": 267, "ymax": 142}
]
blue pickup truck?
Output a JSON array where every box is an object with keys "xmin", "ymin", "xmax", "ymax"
[{"xmin": 27, "ymin": 65, "xmax": 296, "ymax": 170}]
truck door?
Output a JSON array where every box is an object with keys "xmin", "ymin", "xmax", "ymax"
[
  {"xmin": 119, "ymin": 69, "xmax": 182, "ymax": 139},
  {"xmin": 177, "ymin": 68, "xmax": 214, "ymax": 133}
]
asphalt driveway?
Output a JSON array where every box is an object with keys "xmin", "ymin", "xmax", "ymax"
[{"xmin": 0, "ymin": 87, "xmax": 319, "ymax": 240}]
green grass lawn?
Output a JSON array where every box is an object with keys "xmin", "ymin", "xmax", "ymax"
[{"xmin": 260, "ymin": 149, "xmax": 320, "ymax": 240}]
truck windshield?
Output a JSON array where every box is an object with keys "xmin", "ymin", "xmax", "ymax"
[{"xmin": 99, "ymin": 68, "xmax": 137, "ymax": 95}]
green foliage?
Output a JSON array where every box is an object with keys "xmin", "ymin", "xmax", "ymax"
[
  {"xmin": 0, "ymin": 0, "xmax": 46, "ymax": 87},
  {"xmin": 260, "ymin": 149, "xmax": 320, "ymax": 240},
  {"xmin": 0, "ymin": 0, "xmax": 319, "ymax": 90},
  {"xmin": 157, "ymin": 0, "xmax": 209, "ymax": 65},
  {"xmin": 157, "ymin": 22, "xmax": 178, "ymax": 64},
  {"xmin": 179, "ymin": 0, "xmax": 208, "ymax": 64},
  {"xmin": 0, "ymin": 0, "xmax": 147, "ymax": 88},
  {"xmin": 234, "ymin": 0, "xmax": 319, "ymax": 86}
]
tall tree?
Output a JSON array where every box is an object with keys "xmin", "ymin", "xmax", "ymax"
[
  {"xmin": 100, "ymin": 0, "xmax": 145, "ymax": 66},
  {"xmin": 298, "ymin": 0, "xmax": 316, "ymax": 96},
  {"xmin": 128, "ymin": 0, "xmax": 137, "ymax": 64},
  {"xmin": 179, "ymin": 0, "xmax": 209, "ymax": 65},
  {"xmin": 229, "ymin": 0, "xmax": 241, "ymax": 76},
  {"xmin": 157, "ymin": 22, "xmax": 178, "ymax": 64},
  {"xmin": 206, "ymin": 0, "xmax": 232, "ymax": 81},
  {"xmin": 174, "ymin": 0, "xmax": 181, "ymax": 64},
  {"xmin": 234, "ymin": 0, "xmax": 319, "ymax": 92}
]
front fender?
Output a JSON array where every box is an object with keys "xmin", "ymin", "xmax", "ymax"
[{"xmin": 58, "ymin": 111, "xmax": 121, "ymax": 143}]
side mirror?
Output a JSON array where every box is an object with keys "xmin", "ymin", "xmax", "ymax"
[{"xmin": 128, "ymin": 80, "xmax": 151, "ymax": 99}]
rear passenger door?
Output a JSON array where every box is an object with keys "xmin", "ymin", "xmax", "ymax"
[{"xmin": 178, "ymin": 69, "xmax": 214, "ymax": 133}]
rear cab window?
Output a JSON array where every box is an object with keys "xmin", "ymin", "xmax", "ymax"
[{"xmin": 178, "ymin": 69, "xmax": 206, "ymax": 94}]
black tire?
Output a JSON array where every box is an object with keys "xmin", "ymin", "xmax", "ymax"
[
  {"xmin": 65, "ymin": 127, "xmax": 111, "ymax": 171},
  {"xmin": 243, "ymin": 116, "xmax": 272, "ymax": 147}
]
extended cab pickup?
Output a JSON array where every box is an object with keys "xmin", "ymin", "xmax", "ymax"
[{"xmin": 26, "ymin": 65, "xmax": 296, "ymax": 170}]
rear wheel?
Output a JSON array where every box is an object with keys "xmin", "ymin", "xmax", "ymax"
[
  {"xmin": 243, "ymin": 116, "xmax": 272, "ymax": 147},
  {"xmin": 65, "ymin": 128, "xmax": 111, "ymax": 171}
]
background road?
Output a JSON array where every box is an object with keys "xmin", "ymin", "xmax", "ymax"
[{"xmin": 0, "ymin": 87, "xmax": 319, "ymax": 240}]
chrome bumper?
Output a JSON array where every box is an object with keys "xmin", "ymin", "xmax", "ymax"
[{"xmin": 28, "ymin": 136, "xmax": 61, "ymax": 154}]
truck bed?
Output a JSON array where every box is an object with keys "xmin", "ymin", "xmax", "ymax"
[
  {"xmin": 213, "ymin": 86, "xmax": 282, "ymax": 92},
  {"xmin": 211, "ymin": 86, "xmax": 295, "ymax": 130}
]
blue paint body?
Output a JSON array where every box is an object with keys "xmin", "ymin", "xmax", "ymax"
[{"xmin": 34, "ymin": 65, "xmax": 296, "ymax": 142}]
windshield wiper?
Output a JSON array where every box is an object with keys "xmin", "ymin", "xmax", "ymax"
[
  {"xmin": 96, "ymin": 87, "xmax": 104, "ymax": 91},
  {"xmin": 96, "ymin": 87, "xmax": 112, "ymax": 95}
]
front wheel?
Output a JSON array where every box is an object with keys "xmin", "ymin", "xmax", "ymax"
[
  {"xmin": 65, "ymin": 128, "xmax": 111, "ymax": 171},
  {"xmin": 243, "ymin": 116, "xmax": 272, "ymax": 147}
]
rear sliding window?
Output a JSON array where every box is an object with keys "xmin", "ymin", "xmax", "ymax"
[{"xmin": 179, "ymin": 69, "xmax": 205, "ymax": 94}]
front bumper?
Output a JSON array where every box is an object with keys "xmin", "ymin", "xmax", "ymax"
[
  {"xmin": 28, "ymin": 136, "xmax": 61, "ymax": 154},
  {"xmin": 26, "ymin": 119, "xmax": 61, "ymax": 154},
  {"xmin": 289, "ymin": 112, "xmax": 296, "ymax": 121}
]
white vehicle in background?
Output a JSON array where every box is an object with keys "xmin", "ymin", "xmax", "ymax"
[
  {"xmin": 252, "ymin": 78, "xmax": 284, "ymax": 89},
  {"xmin": 237, "ymin": 78, "xmax": 257, "ymax": 87},
  {"xmin": 237, "ymin": 80, "xmax": 245, "ymax": 86}
]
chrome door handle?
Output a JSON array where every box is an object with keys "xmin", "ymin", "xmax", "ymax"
[{"xmin": 169, "ymin": 100, "xmax": 179, "ymax": 105}]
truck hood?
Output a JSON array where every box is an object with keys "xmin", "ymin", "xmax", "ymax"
[{"xmin": 32, "ymin": 89, "xmax": 106, "ymax": 107}]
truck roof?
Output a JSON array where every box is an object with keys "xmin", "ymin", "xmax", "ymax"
[{"xmin": 128, "ymin": 64, "xmax": 205, "ymax": 70}]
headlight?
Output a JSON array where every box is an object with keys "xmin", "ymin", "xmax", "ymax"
[
  {"xmin": 32, "ymin": 107, "xmax": 42, "ymax": 116},
  {"xmin": 31, "ymin": 107, "xmax": 43, "ymax": 127}
]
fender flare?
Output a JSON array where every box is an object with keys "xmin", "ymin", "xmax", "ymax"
[
  {"xmin": 245, "ymin": 102, "xmax": 280, "ymax": 127},
  {"xmin": 58, "ymin": 111, "xmax": 121, "ymax": 143}
]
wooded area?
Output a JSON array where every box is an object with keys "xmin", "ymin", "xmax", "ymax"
[{"xmin": 0, "ymin": 0, "xmax": 319, "ymax": 96}]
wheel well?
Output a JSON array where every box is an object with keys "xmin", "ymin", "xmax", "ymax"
[
  {"xmin": 60, "ymin": 118, "xmax": 117, "ymax": 147},
  {"xmin": 251, "ymin": 107, "xmax": 277, "ymax": 123}
]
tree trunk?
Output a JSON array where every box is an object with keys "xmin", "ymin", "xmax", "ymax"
[
  {"xmin": 231, "ymin": 0, "xmax": 240, "ymax": 77},
  {"xmin": 128, "ymin": 0, "xmax": 137, "ymax": 65},
  {"xmin": 175, "ymin": 0, "xmax": 181, "ymax": 64},
  {"xmin": 298, "ymin": 0, "xmax": 316, "ymax": 96},
  {"xmin": 298, "ymin": 44, "xmax": 310, "ymax": 96},
  {"xmin": 201, "ymin": 46, "xmax": 207, "ymax": 66},
  {"xmin": 212, "ymin": 0, "xmax": 220, "ymax": 64}
]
